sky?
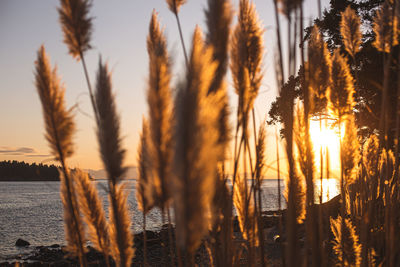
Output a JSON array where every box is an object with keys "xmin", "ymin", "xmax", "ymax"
[{"xmin": 0, "ymin": 0, "xmax": 329, "ymax": 177}]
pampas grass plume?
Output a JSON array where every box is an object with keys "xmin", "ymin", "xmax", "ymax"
[
  {"xmin": 60, "ymin": 172, "xmax": 87, "ymax": 256},
  {"xmin": 58, "ymin": 0, "xmax": 93, "ymax": 60},
  {"xmin": 147, "ymin": 11, "xmax": 173, "ymax": 210},
  {"xmin": 173, "ymin": 26, "xmax": 220, "ymax": 254},
  {"xmin": 233, "ymin": 176, "xmax": 259, "ymax": 246},
  {"xmin": 95, "ymin": 59, "xmax": 126, "ymax": 184},
  {"xmin": 95, "ymin": 59, "xmax": 133, "ymax": 267},
  {"xmin": 108, "ymin": 184, "xmax": 134, "ymax": 267},
  {"xmin": 166, "ymin": 0, "xmax": 186, "ymax": 14},
  {"xmin": 373, "ymin": 0, "xmax": 398, "ymax": 53},
  {"xmin": 363, "ymin": 134, "xmax": 379, "ymax": 178},
  {"xmin": 328, "ymin": 49, "xmax": 355, "ymax": 119},
  {"xmin": 75, "ymin": 169, "xmax": 110, "ymax": 259},
  {"xmin": 340, "ymin": 6, "xmax": 362, "ymax": 58},
  {"xmin": 330, "ymin": 216, "xmax": 362, "ymax": 266},
  {"xmin": 342, "ymin": 116, "xmax": 360, "ymax": 186},
  {"xmin": 230, "ymin": 0, "xmax": 264, "ymax": 122},
  {"xmin": 136, "ymin": 118, "xmax": 155, "ymax": 214},
  {"xmin": 35, "ymin": 46, "xmax": 75, "ymax": 160},
  {"xmin": 308, "ymin": 25, "xmax": 331, "ymax": 114},
  {"xmin": 35, "ymin": 46, "xmax": 86, "ymax": 264}
]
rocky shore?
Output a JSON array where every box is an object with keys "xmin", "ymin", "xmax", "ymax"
[{"xmin": 0, "ymin": 195, "xmax": 340, "ymax": 266}]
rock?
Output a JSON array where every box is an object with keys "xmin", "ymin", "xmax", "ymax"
[{"xmin": 15, "ymin": 238, "xmax": 30, "ymax": 247}]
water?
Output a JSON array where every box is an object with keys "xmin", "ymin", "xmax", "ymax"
[{"xmin": 0, "ymin": 179, "xmax": 338, "ymax": 258}]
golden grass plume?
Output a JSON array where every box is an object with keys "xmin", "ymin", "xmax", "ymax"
[
  {"xmin": 108, "ymin": 184, "xmax": 134, "ymax": 267},
  {"xmin": 35, "ymin": 46, "xmax": 86, "ymax": 264},
  {"xmin": 328, "ymin": 49, "xmax": 355, "ymax": 119},
  {"xmin": 330, "ymin": 215, "xmax": 362, "ymax": 266},
  {"xmin": 60, "ymin": 172, "xmax": 87, "ymax": 256},
  {"xmin": 342, "ymin": 115, "xmax": 360, "ymax": 186},
  {"xmin": 74, "ymin": 169, "xmax": 110, "ymax": 259},
  {"xmin": 136, "ymin": 118, "xmax": 155, "ymax": 214},
  {"xmin": 172, "ymin": 27, "xmax": 220, "ymax": 254},
  {"xmin": 308, "ymin": 25, "xmax": 331, "ymax": 115},
  {"xmin": 146, "ymin": 11, "xmax": 173, "ymax": 210},
  {"xmin": 233, "ymin": 176, "xmax": 259, "ymax": 246},
  {"xmin": 340, "ymin": 6, "xmax": 362, "ymax": 59},
  {"xmin": 35, "ymin": 45, "xmax": 75, "ymax": 160},
  {"xmin": 363, "ymin": 134, "xmax": 379, "ymax": 178},
  {"xmin": 58, "ymin": 0, "xmax": 93, "ymax": 60},
  {"xmin": 166, "ymin": 0, "xmax": 186, "ymax": 14},
  {"xmin": 95, "ymin": 58, "xmax": 126, "ymax": 184},
  {"xmin": 373, "ymin": 0, "xmax": 398, "ymax": 53},
  {"xmin": 230, "ymin": 0, "xmax": 264, "ymax": 123}
]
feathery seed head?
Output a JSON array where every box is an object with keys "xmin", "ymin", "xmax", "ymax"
[
  {"xmin": 340, "ymin": 6, "xmax": 362, "ymax": 58},
  {"xmin": 231, "ymin": 0, "xmax": 264, "ymax": 124},
  {"xmin": 95, "ymin": 58, "xmax": 126, "ymax": 184},
  {"xmin": 363, "ymin": 134, "xmax": 379, "ymax": 178},
  {"xmin": 146, "ymin": 10, "xmax": 173, "ymax": 210},
  {"xmin": 308, "ymin": 25, "xmax": 331, "ymax": 115},
  {"xmin": 173, "ymin": 26, "xmax": 220, "ymax": 254},
  {"xmin": 108, "ymin": 184, "xmax": 134, "ymax": 267},
  {"xmin": 59, "ymin": 171, "xmax": 86, "ymax": 256},
  {"xmin": 294, "ymin": 105, "xmax": 315, "ymax": 180},
  {"xmin": 136, "ymin": 119, "xmax": 156, "ymax": 214},
  {"xmin": 35, "ymin": 45, "xmax": 75, "ymax": 160},
  {"xmin": 278, "ymin": 0, "xmax": 304, "ymax": 17},
  {"xmin": 233, "ymin": 176, "xmax": 259, "ymax": 246},
  {"xmin": 342, "ymin": 115, "xmax": 360, "ymax": 186},
  {"xmin": 328, "ymin": 49, "xmax": 355, "ymax": 119},
  {"xmin": 166, "ymin": 0, "xmax": 186, "ymax": 14},
  {"xmin": 330, "ymin": 216, "xmax": 362, "ymax": 266},
  {"xmin": 58, "ymin": 0, "xmax": 93, "ymax": 60},
  {"xmin": 74, "ymin": 169, "xmax": 109, "ymax": 255},
  {"xmin": 373, "ymin": 0, "xmax": 398, "ymax": 53},
  {"xmin": 205, "ymin": 0, "xmax": 233, "ymax": 94}
]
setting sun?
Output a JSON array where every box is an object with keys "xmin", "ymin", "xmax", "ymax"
[{"xmin": 309, "ymin": 119, "xmax": 342, "ymax": 179}]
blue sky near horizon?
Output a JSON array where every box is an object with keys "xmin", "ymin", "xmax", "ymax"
[{"xmin": 0, "ymin": 0, "xmax": 329, "ymax": 177}]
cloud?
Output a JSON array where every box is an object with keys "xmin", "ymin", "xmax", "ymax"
[{"xmin": 0, "ymin": 147, "xmax": 50, "ymax": 157}]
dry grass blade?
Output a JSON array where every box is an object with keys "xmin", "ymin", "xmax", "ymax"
[
  {"xmin": 136, "ymin": 118, "xmax": 155, "ymax": 214},
  {"xmin": 373, "ymin": 0, "xmax": 398, "ymax": 53},
  {"xmin": 74, "ymin": 169, "xmax": 110, "ymax": 262},
  {"xmin": 146, "ymin": 11, "xmax": 173, "ymax": 210},
  {"xmin": 330, "ymin": 216, "xmax": 362, "ymax": 266},
  {"xmin": 95, "ymin": 59, "xmax": 125, "ymax": 185},
  {"xmin": 108, "ymin": 183, "xmax": 134, "ymax": 267},
  {"xmin": 233, "ymin": 176, "xmax": 259, "ymax": 246},
  {"xmin": 58, "ymin": 0, "xmax": 93, "ymax": 60},
  {"xmin": 340, "ymin": 6, "xmax": 361, "ymax": 59},
  {"xmin": 173, "ymin": 27, "xmax": 220, "ymax": 255}
]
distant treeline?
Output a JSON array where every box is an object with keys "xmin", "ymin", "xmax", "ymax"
[{"xmin": 0, "ymin": 160, "xmax": 60, "ymax": 181}]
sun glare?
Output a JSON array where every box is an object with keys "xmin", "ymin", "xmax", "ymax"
[{"xmin": 309, "ymin": 119, "xmax": 342, "ymax": 179}]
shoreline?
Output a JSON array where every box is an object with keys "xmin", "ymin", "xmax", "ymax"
[{"xmin": 1, "ymin": 195, "xmax": 340, "ymax": 266}]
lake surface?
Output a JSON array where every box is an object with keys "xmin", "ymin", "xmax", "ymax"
[{"xmin": 0, "ymin": 179, "xmax": 338, "ymax": 258}]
